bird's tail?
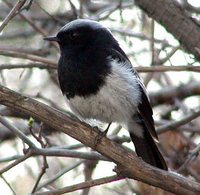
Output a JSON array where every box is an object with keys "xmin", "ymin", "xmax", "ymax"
[{"xmin": 130, "ymin": 130, "xmax": 168, "ymax": 170}]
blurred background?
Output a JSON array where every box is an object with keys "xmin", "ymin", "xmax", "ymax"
[{"xmin": 0, "ymin": 0, "xmax": 200, "ymax": 194}]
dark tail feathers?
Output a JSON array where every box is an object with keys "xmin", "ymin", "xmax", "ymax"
[{"xmin": 130, "ymin": 131, "xmax": 168, "ymax": 170}]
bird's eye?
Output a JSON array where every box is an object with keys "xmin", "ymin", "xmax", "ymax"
[{"xmin": 69, "ymin": 32, "xmax": 80, "ymax": 40}]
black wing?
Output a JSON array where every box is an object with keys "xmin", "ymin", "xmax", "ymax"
[
  {"xmin": 107, "ymin": 47, "xmax": 158, "ymax": 142},
  {"xmin": 107, "ymin": 46, "xmax": 168, "ymax": 170}
]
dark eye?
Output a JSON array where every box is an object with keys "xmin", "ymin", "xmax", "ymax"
[{"xmin": 69, "ymin": 32, "xmax": 80, "ymax": 40}]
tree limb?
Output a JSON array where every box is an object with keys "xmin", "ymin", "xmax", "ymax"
[
  {"xmin": 134, "ymin": 0, "xmax": 200, "ymax": 61},
  {"xmin": 0, "ymin": 85, "xmax": 200, "ymax": 194},
  {"xmin": 150, "ymin": 81, "xmax": 200, "ymax": 106}
]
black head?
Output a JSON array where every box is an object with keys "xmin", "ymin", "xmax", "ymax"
[
  {"xmin": 44, "ymin": 19, "xmax": 122, "ymax": 98},
  {"xmin": 44, "ymin": 19, "xmax": 118, "ymax": 53}
]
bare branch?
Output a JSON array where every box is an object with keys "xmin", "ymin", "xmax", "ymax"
[
  {"xmin": 0, "ymin": 50, "xmax": 57, "ymax": 67},
  {"xmin": 0, "ymin": 155, "xmax": 22, "ymax": 163},
  {"xmin": 31, "ymin": 128, "xmax": 49, "ymax": 193},
  {"xmin": 149, "ymin": 81, "xmax": 200, "ymax": 106},
  {"xmin": 34, "ymin": 175, "xmax": 124, "ymax": 195},
  {"xmin": 157, "ymin": 110, "xmax": 200, "ymax": 134},
  {"xmin": 32, "ymin": 148, "xmax": 108, "ymax": 161},
  {"xmin": 0, "ymin": 115, "xmax": 35, "ymax": 147},
  {"xmin": 136, "ymin": 65, "xmax": 200, "ymax": 73},
  {"xmin": 0, "ymin": 150, "xmax": 32, "ymax": 175},
  {"xmin": 0, "ymin": 0, "xmax": 26, "ymax": 32},
  {"xmin": 178, "ymin": 143, "xmax": 200, "ymax": 173},
  {"xmin": 37, "ymin": 160, "xmax": 84, "ymax": 190},
  {"xmin": 0, "ymin": 85, "xmax": 200, "ymax": 194},
  {"xmin": 0, "ymin": 175, "xmax": 17, "ymax": 195},
  {"xmin": 0, "ymin": 63, "xmax": 56, "ymax": 70},
  {"xmin": 134, "ymin": 0, "xmax": 200, "ymax": 61}
]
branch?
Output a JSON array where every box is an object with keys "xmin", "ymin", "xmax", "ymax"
[
  {"xmin": 110, "ymin": 27, "xmax": 171, "ymax": 45},
  {"xmin": 32, "ymin": 147, "xmax": 108, "ymax": 161},
  {"xmin": 2, "ymin": 63, "xmax": 200, "ymax": 72},
  {"xmin": 136, "ymin": 65, "xmax": 200, "ymax": 73},
  {"xmin": 37, "ymin": 160, "xmax": 84, "ymax": 190},
  {"xmin": 31, "ymin": 129, "xmax": 49, "ymax": 194},
  {"xmin": 0, "ymin": 0, "xmax": 26, "ymax": 32},
  {"xmin": 0, "ymin": 150, "xmax": 32, "ymax": 175},
  {"xmin": 134, "ymin": 0, "xmax": 200, "ymax": 61},
  {"xmin": 0, "ymin": 63, "xmax": 56, "ymax": 70},
  {"xmin": 178, "ymin": 143, "xmax": 200, "ymax": 173},
  {"xmin": 0, "ymin": 115, "xmax": 35, "ymax": 147},
  {"xmin": 4, "ymin": 0, "xmax": 59, "ymax": 49},
  {"xmin": 0, "ymin": 46, "xmax": 49, "ymax": 56},
  {"xmin": 149, "ymin": 81, "xmax": 200, "ymax": 106},
  {"xmin": 0, "ymin": 175, "xmax": 17, "ymax": 195},
  {"xmin": 0, "ymin": 155, "xmax": 22, "ymax": 163},
  {"xmin": 34, "ymin": 175, "xmax": 124, "ymax": 195},
  {"xmin": 0, "ymin": 50, "xmax": 56, "ymax": 67},
  {"xmin": 157, "ymin": 110, "xmax": 200, "ymax": 134},
  {"xmin": 0, "ymin": 85, "xmax": 200, "ymax": 194}
]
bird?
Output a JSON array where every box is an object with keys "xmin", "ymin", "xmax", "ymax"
[{"xmin": 44, "ymin": 19, "xmax": 168, "ymax": 170}]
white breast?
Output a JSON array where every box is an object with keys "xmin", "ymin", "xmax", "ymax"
[{"xmin": 67, "ymin": 59, "xmax": 141, "ymax": 125}]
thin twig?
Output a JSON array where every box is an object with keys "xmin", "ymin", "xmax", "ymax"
[
  {"xmin": 158, "ymin": 45, "xmax": 181, "ymax": 64},
  {"xmin": 0, "ymin": 175, "xmax": 17, "ymax": 195},
  {"xmin": 0, "ymin": 50, "xmax": 57, "ymax": 67},
  {"xmin": 110, "ymin": 27, "xmax": 171, "ymax": 45},
  {"xmin": 31, "ymin": 155, "xmax": 48, "ymax": 193},
  {"xmin": 187, "ymin": 166, "xmax": 200, "ymax": 181},
  {"xmin": 2, "ymin": 63, "xmax": 200, "ymax": 72},
  {"xmin": 178, "ymin": 143, "xmax": 200, "ymax": 173},
  {"xmin": 150, "ymin": 19, "xmax": 155, "ymax": 64},
  {"xmin": 0, "ymin": 155, "xmax": 22, "ymax": 163},
  {"xmin": 157, "ymin": 110, "xmax": 200, "ymax": 134},
  {"xmin": 4, "ymin": 0, "xmax": 58, "ymax": 49},
  {"xmin": 94, "ymin": 2, "xmax": 133, "ymax": 21},
  {"xmin": 143, "ymin": 19, "xmax": 155, "ymax": 86},
  {"xmin": 136, "ymin": 65, "xmax": 200, "ymax": 72},
  {"xmin": 0, "ymin": 115, "xmax": 35, "ymax": 147},
  {"xmin": 37, "ymin": 160, "xmax": 84, "ymax": 190},
  {"xmin": 35, "ymin": 1, "xmax": 64, "ymax": 25},
  {"xmin": 0, "ymin": 63, "xmax": 55, "ymax": 70},
  {"xmin": 31, "ymin": 126, "xmax": 49, "ymax": 193},
  {"xmin": 20, "ymin": 0, "xmax": 34, "ymax": 11},
  {"xmin": 32, "ymin": 147, "xmax": 109, "ymax": 161},
  {"xmin": 0, "ymin": 0, "xmax": 26, "ymax": 32},
  {"xmin": 0, "ymin": 150, "xmax": 32, "ymax": 175},
  {"xmin": 34, "ymin": 175, "xmax": 124, "ymax": 195},
  {"xmin": 0, "ymin": 46, "xmax": 49, "ymax": 56},
  {"xmin": 82, "ymin": 159, "xmax": 98, "ymax": 195},
  {"xmin": 68, "ymin": 0, "xmax": 79, "ymax": 19}
]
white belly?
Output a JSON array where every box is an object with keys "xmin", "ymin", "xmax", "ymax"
[{"xmin": 67, "ymin": 60, "xmax": 141, "ymax": 124}]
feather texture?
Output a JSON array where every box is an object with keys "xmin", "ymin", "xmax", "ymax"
[{"xmin": 50, "ymin": 19, "xmax": 168, "ymax": 170}]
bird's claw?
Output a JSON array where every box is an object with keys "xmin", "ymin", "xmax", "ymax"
[{"xmin": 94, "ymin": 122, "xmax": 111, "ymax": 147}]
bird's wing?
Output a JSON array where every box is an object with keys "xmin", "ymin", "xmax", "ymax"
[{"xmin": 108, "ymin": 47, "xmax": 159, "ymax": 142}]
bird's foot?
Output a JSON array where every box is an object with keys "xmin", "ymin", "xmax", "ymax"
[{"xmin": 94, "ymin": 122, "xmax": 112, "ymax": 147}]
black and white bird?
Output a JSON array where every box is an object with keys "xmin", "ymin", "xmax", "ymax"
[{"xmin": 44, "ymin": 19, "xmax": 167, "ymax": 170}]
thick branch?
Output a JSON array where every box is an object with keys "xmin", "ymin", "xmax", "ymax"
[
  {"xmin": 0, "ymin": 85, "xmax": 200, "ymax": 194},
  {"xmin": 135, "ymin": 0, "xmax": 200, "ymax": 61},
  {"xmin": 149, "ymin": 81, "xmax": 200, "ymax": 106}
]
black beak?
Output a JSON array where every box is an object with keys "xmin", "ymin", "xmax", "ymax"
[{"xmin": 43, "ymin": 36, "xmax": 59, "ymax": 42}]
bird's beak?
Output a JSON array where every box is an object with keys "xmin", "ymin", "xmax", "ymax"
[{"xmin": 43, "ymin": 36, "xmax": 59, "ymax": 42}]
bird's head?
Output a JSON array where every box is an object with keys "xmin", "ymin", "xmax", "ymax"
[{"xmin": 44, "ymin": 19, "xmax": 117, "ymax": 54}]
